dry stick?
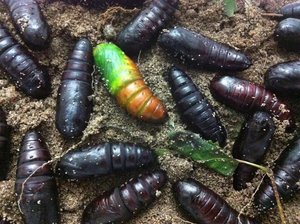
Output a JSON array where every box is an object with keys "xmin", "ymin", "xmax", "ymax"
[
  {"xmin": 261, "ymin": 13, "xmax": 284, "ymax": 17},
  {"xmin": 266, "ymin": 171, "xmax": 287, "ymax": 224},
  {"xmin": 173, "ymin": 216, "xmax": 196, "ymax": 224},
  {"xmin": 90, "ymin": 65, "xmax": 97, "ymax": 93},
  {"xmin": 238, "ymin": 175, "xmax": 265, "ymax": 223},
  {"xmin": 137, "ymin": 50, "xmax": 142, "ymax": 66},
  {"xmin": 236, "ymin": 159, "xmax": 286, "ymax": 224},
  {"xmin": 17, "ymin": 160, "xmax": 53, "ymax": 214}
]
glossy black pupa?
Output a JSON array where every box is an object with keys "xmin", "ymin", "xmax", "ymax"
[
  {"xmin": 55, "ymin": 38, "xmax": 93, "ymax": 139},
  {"xmin": 254, "ymin": 137, "xmax": 300, "ymax": 212},
  {"xmin": 81, "ymin": 170, "xmax": 167, "ymax": 224},
  {"xmin": 0, "ymin": 24, "xmax": 51, "ymax": 99},
  {"xmin": 3, "ymin": 0, "xmax": 50, "ymax": 49},
  {"xmin": 174, "ymin": 179, "xmax": 259, "ymax": 224},
  {"xmin": 15, "ymin": 130, "xmax": 60, "ymax": 224},
  {"xmin": 158, "ymin": 27, "xmax": 252, "ymax": 71},
  {"xmin": 232, "ymin": 111, "xmax": 275, "ymax": 190},
  {"xmin": 117, "ymin": 0, "xmax": 179, "ymax": 55},
  {"xmin": 167, "ymin": 66, "xmax": 227, "ymax": 146},
  {"xmin": 56, "ymin": 142, "xmax": 156, "ymax": 180}
]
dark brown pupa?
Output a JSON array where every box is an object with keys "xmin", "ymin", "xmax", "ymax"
[
  {"xmin": 0, "ymin": 108, "xmax": 10, "ymax": 180},
  {"xmin": 0, "ymin": 24, "xmax": 51, "ymax": 99},
  {"xmin": 264, "ymin": 60, "xmax": 300, "ymax": 96},
  {"xmin": 254, "ymin": 137, "xmax": 300, "ymax": 212},
  {"xmin": 56, "ymin": 142, "xmax": 156, "ymax": 180},
  {"xmin": 232, "ymin": 111, "xmax": 275, "ymax": 190},
  {"xmin": 167, "ymin": 66, "xmax": 227, "ymax": 146},
  {"xmin": 3, "ymin": 0, "xmax": 50, "ymax": 49},
  {"xmin": 117, "ymin": 0, "xmax": 178, "ymax": 55},
  {"xmin": 274, "ymin": 18, "xmax": 300, "ymax": 52},
  {"xmin": 210, "ymin": 76, "xmax": 294, "ymax": 131},
  {"xmin": 280, "ymin": 1, "xmax": 300, "ymax": 19},
  {"xmin": 15, "ymin": 130, "xmax": 60, "ymax": 224},
  {"xmin": 81, "ymin": 170, "xmax": 167, "ymax": 224},
  {"xmin": 158, "ymin": 26, "xmax": 252, "ymax": 71},
  {"xmin": 55, "ymin": 38, "xmax": 93, "ymax": 139},
  {"xmin": 173, "ymin": 179, "xmax": 259, "ymax": 224}
]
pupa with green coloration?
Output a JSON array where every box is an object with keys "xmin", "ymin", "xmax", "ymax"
[{"xmin": 93, "ymin": 43, "xmax": 167, "ymax": 123}]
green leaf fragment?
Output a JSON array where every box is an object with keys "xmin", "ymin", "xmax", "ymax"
[
  {"xmin": 223, "ymin": 0, "xmax": 237, "ymax": 17},
  {"xmin": 169, "ymin": 130, "xmax": 238, "ymax": 176}
]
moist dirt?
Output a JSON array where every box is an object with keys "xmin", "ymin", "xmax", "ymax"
[{"xmin": 0, "ymin": 0, "xmax": 300, "ymax": 223}]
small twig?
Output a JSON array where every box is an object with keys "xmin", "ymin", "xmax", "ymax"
[
  {"xmin": 137, "ymin": 50, "xmax": 142, "ymax": 66},
  {"xmin": 236, "ymin": 159, "xmax": 268, "ymax": 173},
  {"xmin": 261, "ymin": 13, "xmax": 284, "ymax": 17},
  {"xmin": 17, "ymin": 161, "xmax": 53, "ymax": 214},
  {"xmin": 173, "ymin": 216, "xmax": 196, "ymax": 224},
  {"xmin": 238, "ymin": 176, "xmax": 265, "ymax": 221},
  {"xmin": 236, "ymin": 159, "xmax": 286, "ymax": 224},
  {"xmin": 266, "ymin": 171, "xmax": 286, "ymax": 224},
  {"xmin": 91, "ymin": 65, "xmax": 98, "ymax": 92}
]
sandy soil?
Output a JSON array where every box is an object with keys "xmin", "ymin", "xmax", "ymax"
[{"xmin": 0, "ymin": 0, "xmax": 300, "ymax": 223}]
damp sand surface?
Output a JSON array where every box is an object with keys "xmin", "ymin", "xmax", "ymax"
[{"xmin": 0, "ymin": 0, "xmax": 300, "ymax": 223}]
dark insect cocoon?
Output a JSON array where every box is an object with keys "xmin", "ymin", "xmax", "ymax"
[
  {"xmin": 254, "ymin": 137, "xmax": 300, "ymax": 211},
  {"xmin": 55, "ymin": 38, "xmax": 93, "ymax": 139},
  {"xmin": 274, "ymin": 18, "xmax": 300, "ymax": 52},
  {"xmin": 232, "ymin": 111, "xmax": 275, "ymax": 190},
  {"xmin": 264, "ymin": 60, "xmax": 300, "ymax": 96},
  {"xmin": 0, "ymin": 108, "xmax": 10, "ymax": 180},
  {"xmin": 56, "ymin": 142, "xmax": 156, "ymax": 180},
  {"xmin": 3, "ymin": 0, "xmax": 50, "ymax": 50},
  {"xmin": 60, "ymin": 0, "xmax": 146, "ymax": 9},
  {"xmin": 210, "ymin": 76, "xmax": 294, "ymax": 131},
  {"xmin": 158, "ymin": 27, "xmax": 252, "ymax": 71},
  {"xmin": 15, "ymin": 130, "xmax": 60, "ymax": 224},
  {"xmin": 280, "ymin": 2, "xmax": 300, "ymax": 19},
  {"xmin": 167, "ymin": 66, "xmax": 227, "ymax": 146},
  {"xmin": 117, "ymin": 0, "xmax": 178, "ymax": 55},
  {"xmin": 0, "ymin": 24, "xmax": 51, "ymax": 99},
  {"xmin": 173, "ymin": 179, "xmax": 258, "ymax": 224},
  {"xmin": 81, "ymin": 170, "xmax": 167, "ymax": 224}
]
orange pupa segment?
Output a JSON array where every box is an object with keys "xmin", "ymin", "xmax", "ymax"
[
  {"xmin": 125, "ymin": 88, "xmax": 153, "ymax": 116},
  {"xmin": 116, "ymin": 79, "xmax": 145, "ymax": 107},
  {"xmin": 139, "ymin": 96, "xmax": 167, "ymax": 123},
  {"xmin": 116, "ymin": 80, "xmax": 167, "ymax": 122}
]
